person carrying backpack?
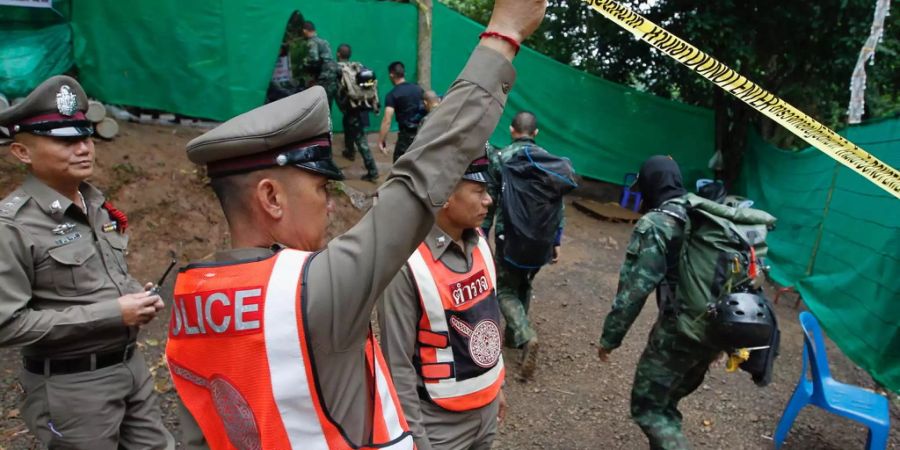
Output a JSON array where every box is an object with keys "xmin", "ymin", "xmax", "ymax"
[
  {"xmin": 336, "ymin": 43, "xmax": 380, "ymax": 182},
  {"xmin": 483, "ymin": 111, "xmax": 577, "ymax": 381},
  {"xmin": 596, "ymin": 156, "xmax": 777, "ymax": 450}
]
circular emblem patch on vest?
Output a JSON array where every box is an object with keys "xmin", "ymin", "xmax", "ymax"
[
  {"xmin": 469, "ymin": 319, "xmax": 502, "ymax": 368},
  {"xmin": 210, "ymin": 377, "xmax": 262, "ymax": 450}
]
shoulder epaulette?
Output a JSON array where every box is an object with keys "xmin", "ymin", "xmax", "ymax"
[{"xmin": 0, "ymin": 191, "xmax": 29, "ymax": 219}]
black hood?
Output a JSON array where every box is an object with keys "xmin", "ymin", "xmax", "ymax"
[{"xmin": 635, "ymin": 155, "xmax": 686, "ymax": 209}]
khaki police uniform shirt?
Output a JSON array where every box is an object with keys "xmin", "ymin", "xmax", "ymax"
[
  {"xmin": 178, "ymin": 45, "xmax": 515, "ymax": 449},
  {"xmin": 378, "ymin": 226, "xmax": 500, "ymax": 450},
  {"xmin": 0, "ymin": 175, "xmax": 138, "ymax": 357}
]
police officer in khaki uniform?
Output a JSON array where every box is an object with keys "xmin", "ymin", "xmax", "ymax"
[
  {"xmin": 0, "ymin": 76, "xmax": 172, "ymax": 449},
  {"xmin": 379, "ymin": 157, "xmax": 507, "ymax": 450},
  {"xmin": 174, "ymin": 1, "xmax": 547, "ymax": 447}
]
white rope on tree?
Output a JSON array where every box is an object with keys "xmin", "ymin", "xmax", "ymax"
[{"xmin": 848, "ymin": 0, "xmax": 891, "ymax": 124}]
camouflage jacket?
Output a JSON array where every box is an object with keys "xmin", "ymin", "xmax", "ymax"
[
  {"xmin": 482, "ymin": 138, "xmax": 565, "ymax": 241},
  {"xmin": 599, "ymin": 204, "xmax": 686, "ymax": 350},
  {"xmin": 291, "ymin": 35, "xmax": 338, "ymax": 82}
]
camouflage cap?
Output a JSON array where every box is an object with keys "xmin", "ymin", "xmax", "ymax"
[
  {"xmin": 186, "ymin": 86, "xmax": 343, "ymax": 180},
  {"xmin": 0, "ymin": 75, "xmax": 93, "ymax": 138}
]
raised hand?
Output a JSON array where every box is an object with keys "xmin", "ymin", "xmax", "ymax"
[{"xmin": 486, "ymin": 0, "xmax": 548, "ymax": 44}]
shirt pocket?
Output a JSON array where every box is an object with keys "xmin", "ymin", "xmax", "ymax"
[
  {"xmin": 103, "ymin": 232, "xmax": 130, "ymax": 275},
  {"xmin": 47, "ymin": 240, "xmax": 105, "ymax": 296}
]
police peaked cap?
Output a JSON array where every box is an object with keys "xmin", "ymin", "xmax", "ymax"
[
  {"xmin": 0, "ymin": 75, "xmax": 94, "ymax": 138},
  {"xmin": 187, "ymin": 86, "xmax": 343, "ymax": 180}
]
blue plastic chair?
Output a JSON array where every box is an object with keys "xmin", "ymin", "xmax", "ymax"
[
  {"xmin": 620, "ymin": 173, "xmax": 642, "ymax": 212},
  {"xmin": 774, "ymin": 312, "xmax": 891, "ymax": 449}
]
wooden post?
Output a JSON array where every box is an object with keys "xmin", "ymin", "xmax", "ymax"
[{"xmin": 416, "ymin": 0, "xmax": 433, "ymax": 90}]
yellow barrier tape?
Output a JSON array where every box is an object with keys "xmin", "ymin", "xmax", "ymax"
[{"xmin": 584, "ymin": 0, "xmax": 900, "ymax": 199}]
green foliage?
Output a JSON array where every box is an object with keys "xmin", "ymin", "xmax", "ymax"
[
  {"xmin": 440, "ymin": 0, "xmax": 900, "ymax": 181},
  {"xmin": 442, "ymin": 0, "xmax": 493, "ymax": 24}
]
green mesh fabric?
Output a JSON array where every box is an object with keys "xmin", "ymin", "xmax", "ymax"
[
  {"xmin": 1, "ymin": 1, "xmax": 713, "ymax": 183},
  {"xmin": 738, "ymin": 116, "xmax": 900, "ymax": 393}
]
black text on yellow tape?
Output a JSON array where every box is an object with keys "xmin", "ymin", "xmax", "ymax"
[{"xmin": 584, "ymin": 0, "xmax": 900, "ymax": 199}]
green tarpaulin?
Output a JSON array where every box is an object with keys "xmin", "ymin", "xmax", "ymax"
[
  {"xmin": 0, "ymin": 23, "xmax": 73, "ymax": 98},
  {"xmin": 69, "ymin": 1, "xmax": 418, "ymax": 128},
  {"xmin": 738, "ymin": 116, "xmax": 900, "ymax": 393},
  {"xmin": 0, "ymin": 1, "xmax": 73, "ymax": 98},
  {"xmin": 1, "ymin": 0, "xmax": 713, "ymax": 185}
]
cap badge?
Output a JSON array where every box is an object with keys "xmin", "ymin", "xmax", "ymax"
[
  {"xmin": 275, "ymin": 154, "xmax": 288, "ymax": 166},
  {"xmin": 56, "ymin": 85, "xmax": 78, "ymax": 116}
]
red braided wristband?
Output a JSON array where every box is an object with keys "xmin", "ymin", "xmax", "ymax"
[{"xmin": 479, "ymin": 31, "xmax": 521, "ymax": 55}]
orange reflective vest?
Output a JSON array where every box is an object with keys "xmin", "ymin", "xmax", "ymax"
[
  {"xmin": 166, "ymin": 249, "xmax": 414, "ymax": 450},
  {"xmin": 407, "ymin": 235, "xmax": 505, "ymax": 412}
]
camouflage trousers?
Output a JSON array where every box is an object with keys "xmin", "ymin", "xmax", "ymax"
[
  {"xmin": 342, "ymin": 110, "xmax": 378, "ymax": 178},
  {"xmin": 631, "ymin": 318, "xmax": 720, "ymax": 450},
  {"xmin": 496, "ymin": 261, "xmax": 540, "ymax": 348},
  {"xmin": 317, "ymin": 76, "xmax": 338, "ymax": 112},
  {"xmin": 393, "ymin": 128, "xmax": 418, "ymax": 163}
]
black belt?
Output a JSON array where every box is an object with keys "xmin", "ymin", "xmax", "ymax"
[{"xmin": 24, "ymin": 343, "xmax": 137, "ymax": 376}]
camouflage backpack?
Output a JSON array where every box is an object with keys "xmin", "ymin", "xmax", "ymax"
[
  {"xmin": 338, "ymin": 62, "xmax": 380, "ymax": 113},
  {"xmin": 657, "ymin": 193, "xmax": 776, "ymax": 345}
]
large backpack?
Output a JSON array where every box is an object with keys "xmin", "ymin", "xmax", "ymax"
[
  {"xmin": 499, "ymin": 145, "xmax": 577, "ymax": 269},
  {"xmin": 658, "ymin": 193, "xmax": 776, "ymax": 346},
  {"xmin": 338, "ymin": 62, "xmax": 379, "ymax": 113}
]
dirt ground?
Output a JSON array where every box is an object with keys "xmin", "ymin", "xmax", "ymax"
[{"xmin": 0, "ymin": 121, "xmax": 896, "ymax": 449}]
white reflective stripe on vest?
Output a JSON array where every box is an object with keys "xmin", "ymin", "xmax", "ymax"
[
  {"xmin": 263, "ymin": 250, "xmax": 412, "ymax": 449},
  {"xmin": 393, "ymin": 436, "xmax": 416, "ymax": 449},
  {"xmin": 426, "ymin": 358, "xmax": 505, "ymax": 399},
  {"xmin": 374, "ymin": 359, "xmax": 416, "ymax": 449},
  {"xmin": 475, "ymin": 236, "xmax": 496, "ymax": 286},
  {"xmin": 408, "ymin": 250, "xmax": 455, "ymax": 366},
  {"xmin": 263, "ymin": 249, "xmax": 330, "ymax": 450}
]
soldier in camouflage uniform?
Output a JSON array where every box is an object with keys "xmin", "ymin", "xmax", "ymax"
[
  {"xmin": 597, "ymin": 156, "xmax": 720, "ymax": 450},
  {"xmin": 336, "ymin": 43, "xmax": 378, "ymax": 181},
  {"xmin": 292, "ymin": 21, "xmax": 339, "ymax": 110},
  {"xmin": 483, "ymin": 112, "xmax": 564, "ymax": 381}
]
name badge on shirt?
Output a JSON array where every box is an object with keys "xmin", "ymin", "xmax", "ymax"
[{"xmin": 54, "ymin": 232, "xmax": 82, "ymax": 246}]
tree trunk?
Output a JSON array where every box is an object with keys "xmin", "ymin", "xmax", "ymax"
[
  {"xmin": 721, "ymin": 99, "xmax": 751, "ymax": 188},
  {"xmin": 416, "ymin": 0, "xmax": 433, "ymax": 90}
]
